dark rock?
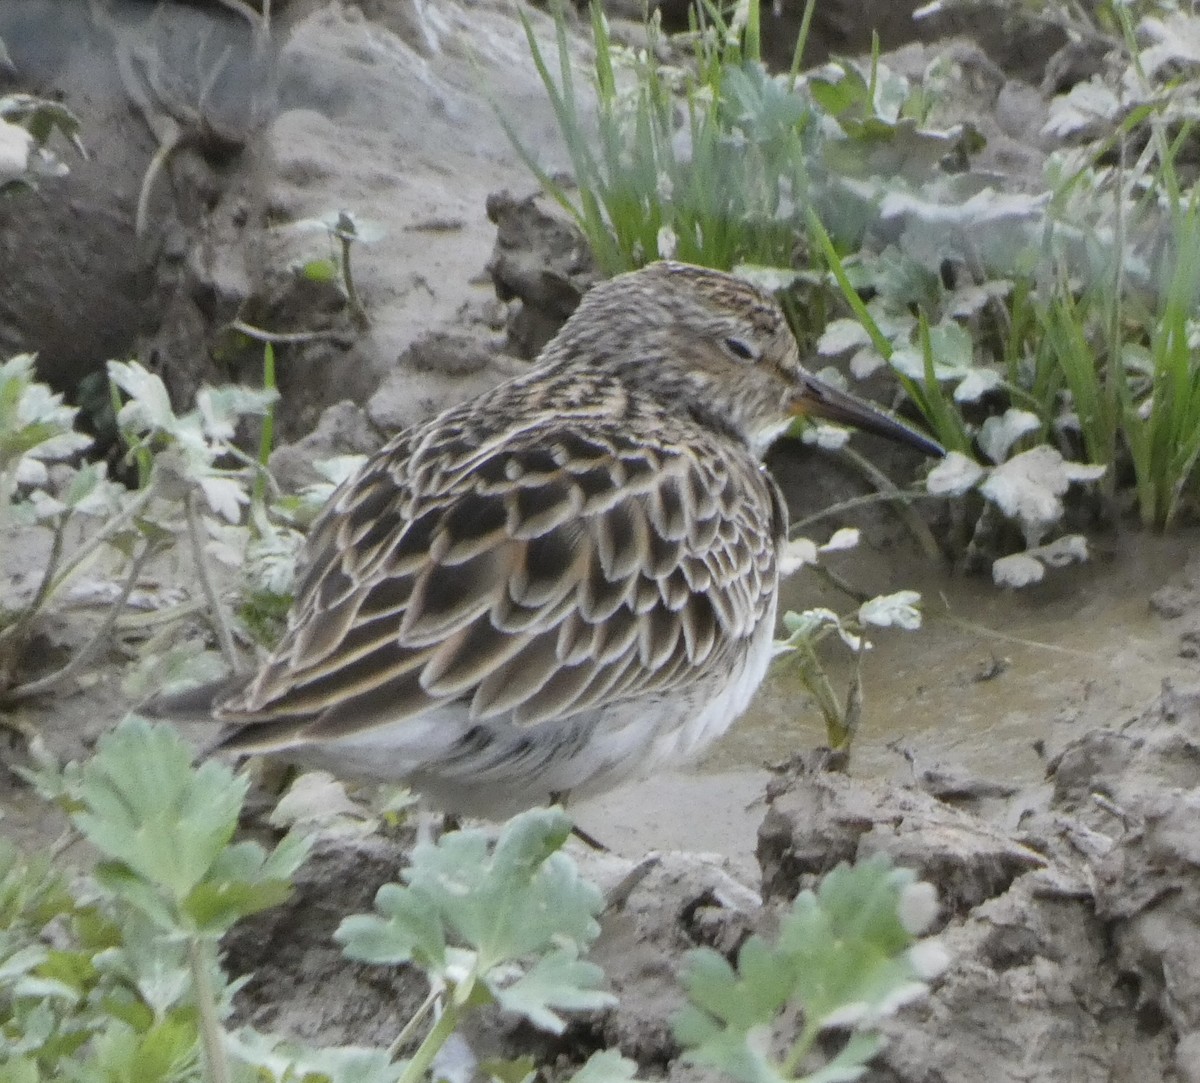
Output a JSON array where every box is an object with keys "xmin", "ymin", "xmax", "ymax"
[{"xmin": 486, "ymin": 190, "xmax": 600, "ymax": 359}]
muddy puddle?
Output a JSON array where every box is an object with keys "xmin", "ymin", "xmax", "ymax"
[{"xmin": 579, "ymin": 529, "xmax": 1197, "ymax": 857}]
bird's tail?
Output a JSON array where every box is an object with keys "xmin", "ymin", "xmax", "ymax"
[{"xmin": 139, "ymin": 674, "xmax": 251, "ymax": 723}]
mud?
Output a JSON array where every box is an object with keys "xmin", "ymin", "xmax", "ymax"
[{"xmin": 3, "ymin": 2, "xmax": 1200, "ymax": 1081}]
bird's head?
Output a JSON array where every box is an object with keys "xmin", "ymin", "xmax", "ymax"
[{"xmin": 548, "ymin": 261, "xmax": 943, "ymax": 458}]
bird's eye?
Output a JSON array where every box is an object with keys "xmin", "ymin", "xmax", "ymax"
[{"xmin": 724, "ymin": 337, "xmax": 756, "ymax": 362}]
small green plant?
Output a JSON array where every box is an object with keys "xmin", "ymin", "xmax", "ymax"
[
  {"xmin": 336, "ymin": 808, "xmax": 621, "ymax": 1083},
  {"xmin": 775, "ymin": 527, "xmax": 925, "ymax": 750},
  {"xmin": 0, "ymin": 354, "xmax": 295, "ymax": 701},
  {"xmin": 2, "ymin": 716, "xmax": 946, "ymax": 1081},
  {"xmin": 0, "ymin": 91, "xmax": 84, "ymax": 193},
  {"xmin": 675, "ymin": 854, "xmax": 946, "ymax": 1082},
  {"xmin": 5, "ymin": 718, "xmax": 311, "ymax": 1081},
  {"xmin": 290, "ymin": 210, "xmax": 384, "ymax": 328},
  {"xmin": 0, "ymin": 354, "xmax": 124, "ymax": 692}
]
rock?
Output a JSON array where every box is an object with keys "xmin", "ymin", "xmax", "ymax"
[
  {"xmin": 269, "ymin": 400, "xmax": 383, "ymax": 492},
  {"xmin": 366, "ymin": 331, "xmax": 523, "ymax": 435},
  {"xmin": 1150, "ymin": 585, "xmax": 1192, "ymax": 619},
  {"xmin": 486, "ymin": 190, "xmax": 600, "ymax": 359},
  {"xmin": 222, "ymin": 831, "xmax": 428, "ymax": 1046}
]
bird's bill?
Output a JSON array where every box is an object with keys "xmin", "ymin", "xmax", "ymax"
[{"xmin": 790, "ymin": 373, "xmax": 945, "ymax": 457}]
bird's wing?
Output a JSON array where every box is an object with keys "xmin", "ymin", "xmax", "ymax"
[{"xmin": 215, "ymin": 419, "xmax": 784, "ymax": 746}]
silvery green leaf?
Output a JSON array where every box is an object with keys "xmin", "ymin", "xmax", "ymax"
[
  {"xmin": 991, "ymin": 552, "xmax": 1044, "ymax": 588},
  {"xmin": 890, "ymin": 321, "xmax": 973, "ymax": 381},
  {"xmin": 802, "ymin": 423, "xmax": 851, "ymax": 450},
  {"xmin": 850, "ymin": 347, "xmax": 887, "ymax": 379},
  {"xmin": 897, "ymin": 882, "xmax": 939, "ymax": 935},
  {"xmin": 269, "ymin": 771, "xmax": 370, "ymax": 832},
  {"xmin": 676, "ymin": 856, "xmax": 939, "ymax": 1082},
  {"xmin": 205, "ymin": 518, "xmax": 249, "ymax": 568},
  {"xmin": 314, "ymin": 454, "xmax": 369, "ymax": 485},
  {"xmin": 945, "ymin": 281, "xmax": 1010, "ymax": 319},
  {"xmin": 908, "ymin": 939, "xmax": 952, "ymax": 980},
  {"xmin": 566, "ymin": 1050, "xmax": 645, "ymax": 1083},
  {"xmin": 1034, "ymin": 533, "xmax": 1089, "ymax": 566},
  {"xmin": 926, "ymin": 451, "xmax": 984, "ymax": 496},
  {"xmin": 120, "ymin": 646, "xmax": 226, "ymax": 701},
  {"xmin": 867, "ymin": 302, "xmax": 916, "ymax": 341},
  {"xmin": 879, "ymin": 186, "xmax": 1047, "ymax": 227},
  {"xmin": 953, "ymin": 367, "xmax": 1003, "ymax": 404},
  {"xmin": 226, "ymin": 1029, "xmax": 404, "ymax": 1083},
  {"xmin": 817, "ymin": 318, "xmax": 871, "ymax": 356},
  {"xmin": 24, "ymin": 428, "xmax": 91, "ymax": 463},
  {"xmin": 108, "ymin": 361, "xmax": 176, "ymax": 433},
  {"xmin": 778, "ymin": 537, "xmax": 819, "ymax": 575},
  {"xmin": 1043, "ymin": 77, "xmax": 1120, "ymax": 137},
  {"xmin": 803, "ymin": 1033, "xmax": 882, "ymax": 1082},
  {"xmin": 0, "ymin": 943, "xmax": 48, "ymax": 982},
  {"xmin": 245, "ymin": 524, "xmax": 303, "ymax": 594},
  {"xmin": 979, "ymin": 446, "xmax": 1096, "ymax": 542},
  {"xmin": 815, "ymin": 365, "xmax": 850, "ymax": 390},
  {"xmin": 978, "ymin": 408, "xmax": 1040, "ymax": 464},
  {"xmin": 783, "ymin": 606, "xmax": 840, "ymax": 639},
  {"xmin": 337, "ymin": 807, "xmax": 604, "ymax": 1022},
  {"xmin": 1139, "ymin": 14, "xmax": 1200, "ymax": 75},
  {"xmin": 821, "ymin": 527, "xmax": 860, "ymax": 552},
  {"xmin": 1060, "ymin": 461, "xmax": 1105, "ymax": 483},
  {"xmin": 858, "ymin": 591, "xmax": 922, "ymax": 630},
  {"xmin": 23, "ymin": 488, "xmax": 65, "ymax": 519},
  {"xmin": 14, "ymin": 457, "xmax": 48, "ymax": 487},
  {"xmin": 731, "ymin": 264, "xmax": 809, "ymax": 292},
  {"xmin": 64, "ymin": 463, "xmax": 123, "ymax": 516},
  {"xmin": 994, "ymin": 533, "xmax": 1090, "ymax": 589},
  {"xmin": 72, "ymin": 718, "xmax": 247, "ymax": 906},
  {"xmin": 0, "ymin": 116, "xmax": 32, "ymax": 180},
  {"xmin": 197, "ymin": 385, "xmax": 277, "ymax": 441},
  {"xmin": 492, "ymin": 950, "xmax": 615, "ymax": 1033},
  {"xmin": 199, "ymin": 475, "xmax": 249, "ymax": 522}
]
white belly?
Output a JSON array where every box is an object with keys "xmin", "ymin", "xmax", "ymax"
[{"xmin": 285, "ymin": 595, "xmax": 780, "ymax": 818}]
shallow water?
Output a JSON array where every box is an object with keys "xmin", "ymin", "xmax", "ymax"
[{"xmin": 580, "ymin": 530, "xmax": 1197, "ymax": 857}]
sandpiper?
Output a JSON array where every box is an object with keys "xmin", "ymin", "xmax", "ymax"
[{"xmin": 154, "ymin": 261, "xmax": 941, "ymax": 816}]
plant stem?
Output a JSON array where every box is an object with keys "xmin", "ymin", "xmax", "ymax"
[
  {"xmin": 341, "ymin": 231, "xmax": 368, "ymax": 327},
  {"xmin": 46, "ymin": 483, "xmax": 156, "ymax": 598},
  {"xmin": 388, "ymin": 986, "xmax": 441, "ymax": 1059},
  {"xmin": 2, "ymin": 538, "xmax": 156, "ymax": 703},
  {"xmin": 186, "ymin": 490, "xmax": 240, "ymax": 671},
  {"xmin": 29, "ymin": 514, "xmax": 69, "ymax": 614},
  {"xmin": 228, "ymin": 319, "xmax": 343, "ymax": 344},
  {"xmin": 790, "ymin": 489, "xmax": 941, "ymax": 535},
  {"xmin": 839, "ymin": 446, "xmax": 942, "ymax": 562},
  {"xmin": 789, "ymin": 636, "xmax": 848, "ymax": 748},
  {"xmin": 187, "ymin": 936, "xmax": 232, "ymax": 1083},
  {"xmin": 0, "ymin": 512, "xmax": 70, "ymax": 669},
  {"xmin": 252, "ymin": 343, "xmax": 276, "ymax": 514},
  {"xmin": 781, "ymin": 1017, "xmax": 820, "ymax": 1077},
  {"xmin": 396, "ymin": 995, "xmax": 460, "ymax": 1083}
]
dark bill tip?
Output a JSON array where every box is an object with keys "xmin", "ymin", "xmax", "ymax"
[{"xmin": 791, "ymin": 374, "xmax": 945, "ymax": 458}]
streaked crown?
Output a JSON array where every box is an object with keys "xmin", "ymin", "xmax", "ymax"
[{"xmin": 542, "ymin": 262, "xmax": 806, "ymax": 452}]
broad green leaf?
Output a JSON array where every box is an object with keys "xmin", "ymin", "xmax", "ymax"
[
  {"xmin": 337, "ymin": 882, "xmax": 447, "ymax": 969},
  {"xmin": 227, "ymin": 1027, "xmax": 405, "ymax": 1083},
  {"xmin": 492, "ymin": 951, "xmax": 614, "ymax": 1033},
  {"xmin": 566, "ymin": 1050, "xmax": 644, "ymax": 1083},
  {"xmin": 107, "ymin": 360, "xmax": 177, "ymax": 434},
  {"xmin": 71, "ymin": 718, "xmax": 247, "ymax": 906},
  {"xmin": 676, "ymin": 857, "xmax": 941, "ymax": 1081}
]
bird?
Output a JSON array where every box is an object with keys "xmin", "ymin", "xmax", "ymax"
[{"xmin": 151, "ymin": 261, "xmax": 942, "ymax": 818}]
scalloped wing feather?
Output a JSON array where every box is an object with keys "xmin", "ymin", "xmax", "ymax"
[{"xmin": 215, "ymin": 417, "xmax": 784, "ymax": 747}]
